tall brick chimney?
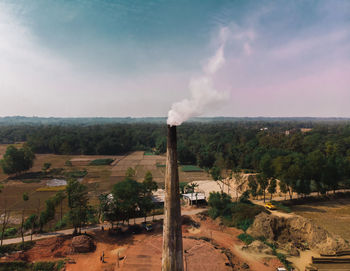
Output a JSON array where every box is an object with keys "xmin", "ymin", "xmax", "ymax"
[{"xmin": 162, "ymin": 125, "xmax": 183, "ymax": 271}]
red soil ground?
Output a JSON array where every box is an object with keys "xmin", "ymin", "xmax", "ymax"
[{"xmin": 2, "ymin": 212, "xmax": 282, "ymax": 271}]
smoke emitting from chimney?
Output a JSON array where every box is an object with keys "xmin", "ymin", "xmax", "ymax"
[{"xmin": 167, "ymin": 28, "xmax": 229, "ymax": 126}]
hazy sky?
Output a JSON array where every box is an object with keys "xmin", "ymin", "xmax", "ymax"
[{"xmin": 0, "ymin": 0, "xmax": 349, "ymax": 117}]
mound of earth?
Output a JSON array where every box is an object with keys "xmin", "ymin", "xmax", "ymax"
[
  {"xmin": 242, "ymin": 240, "xmax": 274, "ymax": 255},
  {"xmin": 71, "ymin": 235, "xmax": 96, "ymax": 253},
  {"xmin": 247, "ymin": 212, "xmax": 348, "ymax": 255}
]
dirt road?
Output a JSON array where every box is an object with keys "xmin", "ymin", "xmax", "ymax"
[{"xmin": 2, "ymin": 208, "xmax": 207, "ymax": 245}]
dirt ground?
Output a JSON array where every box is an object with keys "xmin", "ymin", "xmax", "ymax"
[
  {"xmin": 291, "ymin": 197, "xmax": 350, "ymax": 241},
  {"xmin": 1, "ymin": 212, "xmax": 283, "ymax": 271}
]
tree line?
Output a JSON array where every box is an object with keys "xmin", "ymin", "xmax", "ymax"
[{"xmin": 1, "ymin": 121, "xmax": 350, "ymax": 196}]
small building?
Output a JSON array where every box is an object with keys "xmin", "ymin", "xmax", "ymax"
[
  {"xmin": 151, "ymin": 189, "xmax": 165, "ymax": 207},
  {"xmin": 182, "ymin": 192, "xmax": 206, "ymax": 205}
]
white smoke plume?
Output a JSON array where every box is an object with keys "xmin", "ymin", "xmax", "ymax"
[{"xmin": 167, "ymin": 29, "xmax": 229, "ymax": 126}]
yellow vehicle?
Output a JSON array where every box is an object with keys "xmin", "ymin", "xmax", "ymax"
[{"xmin": 265, "ymin": 202, "xmax": 276, "ymax": 210}]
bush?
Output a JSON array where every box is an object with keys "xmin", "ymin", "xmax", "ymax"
[
  {"xmin": 89, "ymin": 159, "xmax": 114, "ymax": 166},
  {"xmin": 238, "ymin": 233, "xmax": 255, "ymax": 245},
  {"xmin": 208, "ymin": 192, "xmax": 232, "ymax": 219},
  {"xmin": 0, "ymin": 241, "xmax": 35, "ymax": 255},
  {"xmin": 276, "ymin": 253, "xmax": 293, "ymax": 270},
  {"xmin": 65, "ymin": 160, "xmax": 72, "ymax": 166},
  {"xmin": 229, "ymin": 202, "xmax": 267, "ymax": 229},
  {"xmin": 4, "ymin": 227, "xmax": 17, "ymax": 237},
  {"xmin": 65, "ymin": 170, "xmax": 87, "ymax": 178},
  {"xmin": 0, "ymin": 262, "xmax": 30, "ymax": 271},
  {"xmin": 208, "ymin": 192, "xmax": 266, "ymax": 231},
  {"xmin": 33, "ymin": 262, "xmax": 56, "ymax": 271}
]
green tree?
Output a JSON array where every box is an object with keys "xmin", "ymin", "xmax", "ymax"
[
  {"xmin": 112, "ymin": 179, "xmax": 141, "ymax": 225},
  {"xmin": 197, "ymin": 151, "xmax": 215, "ymax": 169},
  {"xmin": 247, "ymin": 176, "xmax": 258, "ymax": 199},
  {"xmin": 24, "ymin": 214, "xmax": 38, "ymax": 241},
  {"xmin": 39, "ymin": 198, "xmax": 56, "ymax": 232},
  {"xmin": 267, "ymin": 179, "xmax": 276, "ymax": 200},
  {"xmin": 99, "ymin": 193, "xmax": 119, "ymax": 228},
  {"xmin": 20, "ymin": 193, "xmax": 29, "ymax": 244},
  {"xmin": 210, "ymin": 166, "xmax": 224, "ymax": 193},
  {"xmin": 208, "ymin": 192, "xmax": 232, "ymax": 219},
  {"xmin": 140, "ymin": 171, "xmax": 158, "ymax": 221},
  {"xmin": 257, "ymin": 174, "xmax": 269, "ymax": 202},
  {"xmin": 0, "ymin": 145, "xmax": 35, "ymax": 176},
  {"xmin": 66, "ymin": 179, "xmax": 89, "ymax": 234},
  {"xmin": 279, "ymin": 181, "xmax": 288, "ymax": 200}
]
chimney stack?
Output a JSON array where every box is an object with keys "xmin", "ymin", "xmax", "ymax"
[{"xmin": 162, "ymin": 125, "xmax": 184, "ymax": 271}]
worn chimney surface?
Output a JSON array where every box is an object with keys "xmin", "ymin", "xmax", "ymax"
[{"xmin": 162, "ymin": 125, "xmax": 184, "ymax": 271}]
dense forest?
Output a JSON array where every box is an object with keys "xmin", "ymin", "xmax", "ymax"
[{"xmin": 1, "ymin": 118, "xmax": 350, "ymax": 196}]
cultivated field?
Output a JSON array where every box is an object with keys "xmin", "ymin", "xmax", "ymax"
[
  {"xmin": 0, "ymin": 147, "xmax": 209, "ymax": 222},
  {"xmin": 291, "ymin": 198, "xmax": 350, "ymax": 241}
]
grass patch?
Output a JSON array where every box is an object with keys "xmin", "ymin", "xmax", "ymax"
[
  {"xmin": 64, "ymin": 170, "xmax": 87, "ymax": 178},
  {"xmin": 156, "ymin": 163, "xmax": 166, "ymax": 168},
  {"xmin": 37, "ymin": 186, "xmax": 66, "ymax": 192},
  {"xmin": 144, "ymin": 151, "xmax": 155, "ymax": 155},
  {"xmin": 271, "ymin": 200, "xmax": 291, "ymax": 213},
  {"xmin": 238, "ymin": 233, "xmax": 255, "ymax": 245},
  {"xmin": 89, "ymin": 159, "xmax": 114, "ymax": 166},
  {"xmin": 21, "ymin": 179, "xmax": 41, "ymax": 183},
  {"xmin": 181, "ymin": 165, "xmax": 203, "ymax": 172}
]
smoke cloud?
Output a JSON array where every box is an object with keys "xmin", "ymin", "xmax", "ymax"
[{"xmin": 167, "ymin": 29, "xmax": 229, "ymax": 126}]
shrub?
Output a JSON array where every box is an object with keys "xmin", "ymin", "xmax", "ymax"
[
  {"xmin": 208, "ymin": 192, "xmax": 232, "ymax": 219},
  {"xmin": 238, "ymin": 233, "xmax": 255, "ymax": 245},
  {"xmin": 33, "ymin": 262, "xmax": 56, "ymax": 271},
  {"xmin": 0, "ymin": 241, "xmax": 35, "ymax": 255},
  {"xmin": 230, "ymin": 202, "xmax": 266, "ymax": 229},
  {"xmin": 65, "ymin": 170, "xmax": 87, "ymax": 178},
  {"xmin": 65, "ymin": 160, "xmax": 72, "ymax": 166},
  {"xmin": 208, "ymin": 192, "xmax": 266, "ymax": 231},
  {"xmin": 0, "ymin": 262, "xmax": 30, "ymax": 271},
  {"xmin": 276, "ymin": 253, "xmax": 293, "ymax": 270},
  {"xmin": 4, "ymin": 227, "xmax": 17, "ymax": 237}
]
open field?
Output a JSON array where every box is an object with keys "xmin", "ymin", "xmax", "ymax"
[
  {"xmin": 290, "ymin": 198, "xmax": 350, "ymax": 241},
  {"xmin": 0, "ymin": 148, "xmax": 210, "ymax": 224}
]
